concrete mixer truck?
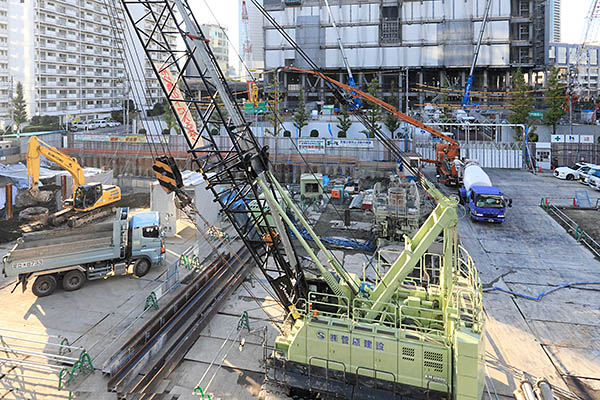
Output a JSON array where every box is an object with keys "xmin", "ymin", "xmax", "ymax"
[{"xmin": 459, "ymin": 162, "xmax": 512, "ymax": 223}]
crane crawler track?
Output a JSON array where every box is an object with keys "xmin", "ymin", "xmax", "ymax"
[{"xmin": 104, "ymin": 247, "xmax": 254, "ymax": 397}]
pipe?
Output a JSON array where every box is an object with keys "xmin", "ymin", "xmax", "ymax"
[
  {"xmin": 535, "ymin": 379, "xmax": 555, "ymax": 400},
  {"xmin": 520, "ymin": 380, "xmax": 537, "ymax": 400}
]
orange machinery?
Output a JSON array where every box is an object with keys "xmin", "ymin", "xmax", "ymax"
[{"xmin": 280, "ymin": 66, "xmax": 461, "ymax": 185}]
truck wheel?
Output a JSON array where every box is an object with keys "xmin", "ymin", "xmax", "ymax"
[
  {"xmin": 62, "ymin": 270, "xmax": 86, "ymax": 291},
  {"xmin": 133, "ymin": 259, "xmax": 151, "ymax": 278},
  {"xmin": 32, "ymin": 275, "xmax": 57, "ymax": 297}
]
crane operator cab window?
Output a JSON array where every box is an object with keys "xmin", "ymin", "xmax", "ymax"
[{"xmin": 74, "ymin": 183, "xmax": 102, "ymax": 210}]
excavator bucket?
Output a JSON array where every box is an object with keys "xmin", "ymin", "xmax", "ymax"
[{"xmin": 152, "ymin": 156, "xmax": 184, "ymax": 193}]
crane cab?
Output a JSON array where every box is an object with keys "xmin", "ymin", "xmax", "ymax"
[{"xmin": 68, "ymin": 183, "xmax": 121, "ymax": 212}]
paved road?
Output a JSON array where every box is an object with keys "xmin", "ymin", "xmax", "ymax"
[{"xmin": 449, "ymin": 169, "xmax": 600, "ymax": 399}]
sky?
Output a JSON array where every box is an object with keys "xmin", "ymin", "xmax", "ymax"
[{"xmin": 190, "ymin": 0, "xmax": 596, "ymax": 73}]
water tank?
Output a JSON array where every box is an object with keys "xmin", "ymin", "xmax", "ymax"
[{"xmin": 463, "ymin": 162, "xmax": 492, "ymax": 192}]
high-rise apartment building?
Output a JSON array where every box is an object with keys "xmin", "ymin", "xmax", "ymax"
[
  {"xmin": 548, "ymin": 0, "xmax": 561, "ymax": 42},
  {"xmin": 1, "ymin": 0, "xmax": 176, "ymax": 128},
  {"xmin": 0, "ymin": 0, "xmax": 10, "ymax": 119},
  {"xmin": 200, "ymin": 23, "xmax": 230, "ymax": 75}
]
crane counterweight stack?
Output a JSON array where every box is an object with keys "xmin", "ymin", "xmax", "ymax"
[{"xmin": 119, "ymin": 0, "xmax": 485, "ymax": 398}]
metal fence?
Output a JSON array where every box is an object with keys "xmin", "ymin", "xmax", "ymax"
[{"xmin": 550, "ymin": 143, "xmax": 600, "ymax": 167}]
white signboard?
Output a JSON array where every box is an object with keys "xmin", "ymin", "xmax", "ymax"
[
  {"xmin": 566, "ymin": 134, "xmax": 579, "ymax": 143},
  {"xmin": 581, "ymin": 135, "xmax": 594, "ymax": 144},
  {"xmin": 551, "ymin": 135, "xmax": 565, "ymax": 143},
  {"xmin": 298, "ymin": 139, "xmax": 325, "ymax": 154},
  {"xmin": 74, "ymin": 134, "xmax": 109, "ymax": 142},
  {"xmin": 325, "ymin": 139, "xmax": 374, "ymax": 148}
]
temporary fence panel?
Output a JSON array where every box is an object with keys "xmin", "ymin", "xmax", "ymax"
[{"xmin": 414, "ymin": 141, "xmax": 523, "ymax": 169}]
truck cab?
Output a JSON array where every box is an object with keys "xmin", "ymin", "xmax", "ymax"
[
  {"xmin": 462, "ymin": 186, "xmax": 511, "ymax": 223},
  {"xmin": 128, "ymin": 212, "xmax": 165, "ymax": 266}
]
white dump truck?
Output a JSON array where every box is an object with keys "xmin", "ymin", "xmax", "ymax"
[{"xmin": 2, "ymin": 208, "xmax": 165, "ymax": 296}]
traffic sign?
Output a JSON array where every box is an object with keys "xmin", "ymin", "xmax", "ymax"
[{"xmin": 529, "ymin": 111, "xmax": 543, "ymax": 117}]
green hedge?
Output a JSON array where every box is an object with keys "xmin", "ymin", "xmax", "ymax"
[{"xmin": 22, "ymin": 125, "xmax": 60, "ymax": 133}]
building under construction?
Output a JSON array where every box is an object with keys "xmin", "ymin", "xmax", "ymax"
[{"xmin": 260, "ymin": 0, "xmax": 561, "ymax": 109}]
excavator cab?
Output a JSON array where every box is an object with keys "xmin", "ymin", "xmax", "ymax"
[{"xmin": 72, "ymin": 183, "xmax": 121, "ymax": 212}]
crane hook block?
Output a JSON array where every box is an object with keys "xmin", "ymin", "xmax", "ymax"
[{"xmin": 153, "ymin": 156, "xmax": 184, "ymax": 194}]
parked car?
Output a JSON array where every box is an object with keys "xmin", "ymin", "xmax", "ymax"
[
  {"xmin": 69, "ymin": 121, "xmax": 87, "ymax": 132},
  {"xmin": 85, "ymin": 121, "xmax": 100, "ymax": 130},
  {"xmin": 107, "ymin": 120, "xmax": 121, "ymax": 127},
  {"xmin": 93, "ymin": 119, "xmax": 108, "ymax": 128},
  {"xmin": 587, "ymin": 170, "xmax": 600, "ymax": 190},
  {"xmin": 579, "ymin": 165, "xmax": 600, "ymax": 184},
  {"xmin": 553, "ymin": 163, "xmax": 591, "ymax": 180}
]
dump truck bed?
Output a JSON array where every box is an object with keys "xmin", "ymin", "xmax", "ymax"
[{"xmin": 2, "ymin": 221, "xmax": 122, "ymax": 277}]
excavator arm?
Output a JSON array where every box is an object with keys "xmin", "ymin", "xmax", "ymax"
[
  {"xmin": 280, "ymin": 66, "xmax": 458, "ymax": 146},
  {"xmin": 27, "ymin": 136, "xmax": 85, "ymax": 197}
]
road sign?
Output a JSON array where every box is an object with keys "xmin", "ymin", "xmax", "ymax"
[
  {"xmin": 529, "ymin": 111, "xmax": 543, "ymax": 117},
  {"xmin": 244, "ymin": 101, "xmax": 267, "ymax": 114},
  {"xmin": 323, "ymin": 104, "xmax": 334, "ymax": 109}
]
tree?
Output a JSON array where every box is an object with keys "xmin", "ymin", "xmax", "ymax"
[
  {"xmin": 543, "ymin": 67, "xmax": 565, "ymax": 134},
  {"xmin": 293, "ymin": 88, "xmax": 308, "ymax": 137},
  {"xmin": 336, "ymin": 105, "xmax": 352, "ymax": 138},
  {"xmin": 12, "ymin": 81, "xmax": 28, "ymax": 131},
  {"xmin": 162, "ymin": 104, "xmax": 181, "ymax": 135},
  {"xmin": 360, "ymin": 77, "xmax": 381, "ymax": 138},
  {"xmin": 383, "ymin": 97, "xmax": 400, "ymax": 138},
  {"xmin": 265, "ymin": 75, "xmax": 284, "ymax": 137},
  {"xmin": 508, "ymin": 68, "xmax": 536, "ymax": 142}
]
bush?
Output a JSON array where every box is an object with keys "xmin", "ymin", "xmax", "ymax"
[
  {"xmin": 283, "ymin": 130, "xmax": 291, "ymax": 137},
  {"xmin": 310, "ymin": 129, "xmax": 319, "ymax": 137},
  {"xmin": 337, "ymin": 130, "xmax": 347, "ymax": 138},
  {"xmin": 22, "ymin": 125, "xmax": 59, "ymax": 133},
  {"xmin": 211, "ymin": 128, "xmax": 219, "ymax": 136},
  {"xmin": 31, "ymin": 116, "xmax": 59, "ymax": 126},
  {"xmin": 162, "ymin": 128, "xmax": 170, "ymax": 135},
  {"xmin": 138, "ymin": 128, "xmax": 147, "ymax": 135}
]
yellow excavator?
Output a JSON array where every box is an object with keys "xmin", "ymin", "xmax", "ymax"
[{"xmin": 27, "ymin": 136, "xmax": 122, "ymax": 226}]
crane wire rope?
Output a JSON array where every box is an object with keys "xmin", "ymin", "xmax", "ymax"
[
  {"xmin": 199, "ymin": 0, "xmax": 414, "ymax": 294},
  {"xmin": 103, "ymin": 0, "xmax": 173, "ymax": 161}
]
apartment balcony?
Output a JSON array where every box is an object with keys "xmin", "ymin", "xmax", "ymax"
[
  {"xmin": 68, "ymin": 81, "xmax": 79, "ymax": 87},
  {"xmin": 0, "ymin": 15, "xmax": 8, "ymax": 24},
  {"xmin": 66, "ymin": 21, "xmax": 78, "ymax": 29},
  {"xmin": 67, "ymin": 93, "xmax": 79, "ymax": 98},
  {"xmin": 65, "ymin": 8, "xmax": 78, "ymax": 17},
  {"xmin": 42, "ymin": 106, "xmax": 58, "ymax": 112},
  {"xmin": 41, "ymin": 93, "xmax": 58, "ymax": 99},
  {"xmin": 41, "ymin": 41, "xmax": 57, "ymax": 50},
  {"xmin": 44, "ymin": 55, "xmax": 58, "ymax": 62}
]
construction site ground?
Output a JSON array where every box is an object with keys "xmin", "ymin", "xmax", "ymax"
[
  {"xmin": 1, "ymin": 169, "xmax": 600, "ymax": 399},
  {"xmin": 557, "ymin": 207, "xmax": 600, "ymax": 245},
  {"xmin": 425, "ymin": 168, "xmax": 600, "ymax": 400}
]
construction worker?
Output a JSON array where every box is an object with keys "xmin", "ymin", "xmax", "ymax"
[{"xmin": 453, "ymin": 157, "xmax": 464, "ymax": 180}]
